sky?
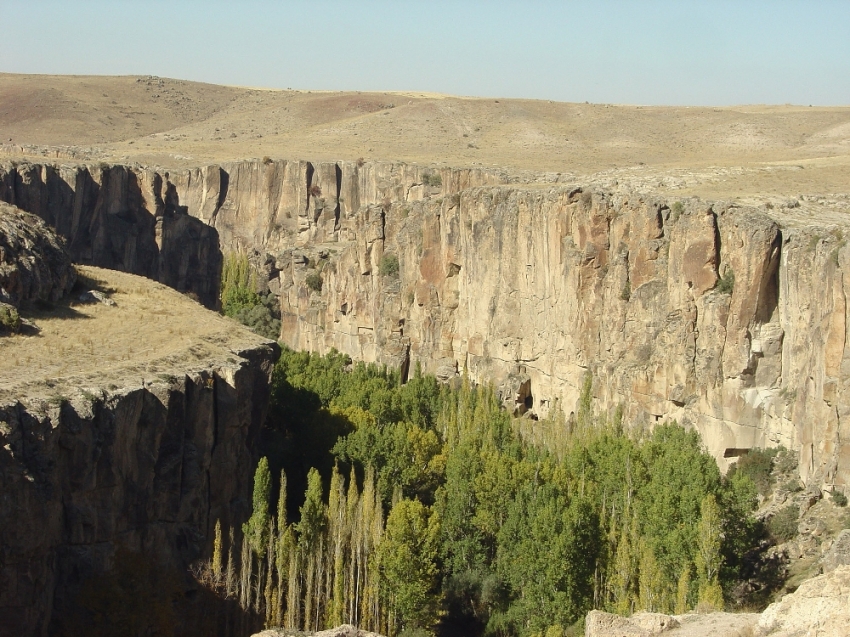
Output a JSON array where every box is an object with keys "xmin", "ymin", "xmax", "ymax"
[{"xmin": 1, "ymin": 0, "xmax": 848, "ymax": 106}]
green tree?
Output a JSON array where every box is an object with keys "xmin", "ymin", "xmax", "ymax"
[
  {"xmin": 696, "ymin": 495, "xmax": 724, "ymax": 609},
  {"xmin": 379, "ymin": 498, "xmax": 442, "ymax": 631},
  {"xmin": 244, "ymin": 457, "xmax": 273, "ymax": 555}
]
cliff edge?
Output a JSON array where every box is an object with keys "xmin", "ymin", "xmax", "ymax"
[{"xmin": 0, "ymin": 259, "xmax": 279, "ymax": 636}]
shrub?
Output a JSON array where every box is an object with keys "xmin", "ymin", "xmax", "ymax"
[
  {"xmin": 0, "ymin": 303, "xmax": 21, "ymax": 333},
  {"xmin": 620, "ymin": 279, "xmax": 631, "ymax": 301},
  {"xmin": 423, "ymin": 172, "xmax": 442, "ymax": 188},
  {"xmin": 306, "ymin": 272, "xmax": 323, "ymax": 292},
  {"xmin": 379, "ymin": 254, "xmax": 400, "ymax": 277},
  {"xmin": 671, "ymin": 201, "xmax": 684, "ymax": 221},
  {"xmin": 309, "ymin": 184, "xmax": 322, "ymax": 197},
  {"xmin": 716, "ymin": 268, "xmax": 735, "ymax": 294},
  {"xmin": 831, "ymin": 491, "xmax": 848, "ymax": 507},
  {"xmin": 767, "ymin": 504, "xmax": 799, "ymax": 543},
  {"xmin": 262, "ymin": 155, "xmax": 273, "ymax": 165},
  {"xmin": 730, "ymin": 448, "xmax": 778, "ymax": 496}
]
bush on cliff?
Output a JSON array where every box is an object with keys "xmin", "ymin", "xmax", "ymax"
[{"xmin": 220, "ymin": 252, "xmax": 281, "ymax": 340}]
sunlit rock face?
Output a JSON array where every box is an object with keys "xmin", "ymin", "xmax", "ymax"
[{"xmin": 4, "ymin": 158, "xmax": 849, "ymax": 490}]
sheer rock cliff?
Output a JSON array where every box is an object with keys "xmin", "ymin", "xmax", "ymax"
[
  {"xmin": 2, "ymin": 158, "xmax": 848, "ymax": 490},
  {"xmin": 0, "ymin": 259, "xmax": 278, "ymax": 635}
]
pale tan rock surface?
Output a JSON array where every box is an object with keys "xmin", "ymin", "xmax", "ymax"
[
  {"xmin": 586, "ymin": 610, "xmax": 680, "ymax": 636},
  {"xmin": 757, "ymin": 565, "xmax": 850, "ymax": 636},
  {"xmin": 586, "ymin": 609, "xmax": 762, "ymax": 637},
  {"xmin": 0, "ymin": 266, "xmax": 279, "ymax": 637},
  {"xmin": 3, "ymin": 157, "xmax": 850, "ymax": 486},
  {"xmin": 254, "ymin": 624, "xmax": 384, "ymax": 637}
]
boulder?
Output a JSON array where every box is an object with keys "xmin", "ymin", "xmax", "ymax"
[
  {"xmin": 585, "ymin": 610, "xmax": 678, "ymax": 637},
  {"xmin": 0, "ymin": 201, "xmax": 75, "ymax": 308},
  {"xmin": 757, "ymin": 564, "xmax": 850, "ymax": 636}
]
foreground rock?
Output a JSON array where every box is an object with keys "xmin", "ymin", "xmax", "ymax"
[
  {"xmin": 0, "ymin": 201, "xmax": 75, "ymax": 311},
  {"xmin": 255, "ymin": 625, "xmax": 384, "ymax": 637},
  {"xmin": 0, "ymin": 266, "xmax": 279, "ymax": 637},
  {"xmin": 757, "ymin": 565, "xmax": 850, "ymax": 636},
  {"xmin": 585, "ymin": 610, "xmax": 680, "ymax": 636}
]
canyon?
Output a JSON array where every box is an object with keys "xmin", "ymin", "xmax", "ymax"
[
  {"xmin": 2, "ymin": 156, "xmax": 849, "ymax": 490},
  {"xmin": 2, "ymin": 74, "xmax": 850, "ymax": 635},
  {"xmin": 0, "ymin": 203, "xmax": 278, "ymax": 635}
]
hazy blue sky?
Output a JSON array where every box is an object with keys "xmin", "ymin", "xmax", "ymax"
[{"xmin": 2, "ymin": 1, "xmax": 848, "ymax": 106}]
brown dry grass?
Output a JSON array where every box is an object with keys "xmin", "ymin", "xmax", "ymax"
[
  {"xmin": 1, "ymin": 73, "xmax": 848, "ymax": 202},
  {"xmin": 0, "ymin": 265, "xmax": 269, "ymax": 406}
]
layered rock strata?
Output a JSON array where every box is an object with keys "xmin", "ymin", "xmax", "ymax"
[
  {"xmin": 0, "ymin": 266, "xmax": 279, "ymax": 637},
  {"xmin": 3, "ymin": 158, "xmax": 849, "ymax": 489}
]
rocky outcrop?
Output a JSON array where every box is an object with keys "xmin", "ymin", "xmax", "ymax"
[
  {"xmin": 757, "ymin": 565, "xmax": 850, "ymax": 636},
  {"xmin": 585, "ymin": 610, "xmax": 679, "ymax": 636},
  {"xmin": 0, "ymin": 267, "xmax": 279, "ymax": 637},
  {"xmin": 0, "ymin": 202, "xmax": 75, "ymax": 308},
  {"xmin": 254, "ymin": 624, "xmax": 384, "ymax": 637},
  {"xmin": 0, "ymin": 163, "xmax": 222, "ymax": 307},
  {"xmin": 274, "ymin": 183, "xmax": 850, "ymax": 487},
  {"xmin": 4, "ymin": 158, "xmax": 850, "ymax": 487}
]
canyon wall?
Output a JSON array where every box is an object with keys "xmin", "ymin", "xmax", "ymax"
[
  {"xmin": 3, "ymin": 158, "xmax": 848, "ymax": 489},
  {"xmin": 0, "ymin": 344, "xmax": 278, "ymax": 636},
  {"xmin": 0, "ymin": 163, "xmax": 223, "ymax": 307},
  {"xmin": 275, "ymin": 183, "xmax": 850, "ymax": 490}
]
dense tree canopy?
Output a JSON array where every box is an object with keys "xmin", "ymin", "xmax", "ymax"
[{"xmin": 210, "ymin": 348, "xmax": 764, "ymax": 637}]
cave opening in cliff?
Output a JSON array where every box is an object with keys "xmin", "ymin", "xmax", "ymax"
[
  {"xmin": 334, "ymin": 163, "xmax": 342, "ymax": 229},
  {"xmin": 305, "ymin": 162, "xmax": 315, "ymax": 213}
]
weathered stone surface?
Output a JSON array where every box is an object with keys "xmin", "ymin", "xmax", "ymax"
[
  {"xmin": 0, "ymin": 163, "xmax": 222, "ymax": 307},
  {"xmin": 585, "ymin": 610, "xmax": 679, "ymax": 636},
  {"xmin": 254, "ymin": 624, "xmax": 384, "ymax": 637},
  {"xmin": 822, "ymin": 529, "xmax": 850, "ymax": 574},
  {"xmin": 5, "ymin": 158, "xmax": 850, "ymax": 486},
  {"xmin": 0, "ymin": 202, "xmax": 75, "ymax": 307},
  {"xmin": 757, "ymin": 564, "xmax": 850, "ymax": 636}
]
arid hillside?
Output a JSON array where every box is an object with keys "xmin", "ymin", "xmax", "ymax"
[{"xmin": 1, "ymin": 73, "xmax": 849, "ymax": 206}]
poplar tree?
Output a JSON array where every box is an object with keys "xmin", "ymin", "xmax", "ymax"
[
  {"xmin": 379, "ymin": 498, "xmax": 440, "ymax": 631},
  {"xmin": 212, "ymin": 519, "xmax": 223, "ymax": 585},
  {"xmin": 696, "ymin": 494, "xmax": 724, "ymax": 609},
  {"xmin": 244, "ymin": 457, "xmax": 273, "ymax": 555}
]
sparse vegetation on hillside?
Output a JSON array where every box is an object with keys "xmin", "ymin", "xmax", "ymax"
[{"xmin": 767, "ymin": 505, "xmax": 800, "ymax": 543}]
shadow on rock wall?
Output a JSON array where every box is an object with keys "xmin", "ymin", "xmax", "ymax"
[{"xmin": 0, "ymin": 163, "xmax": 222, "ymax": 308}]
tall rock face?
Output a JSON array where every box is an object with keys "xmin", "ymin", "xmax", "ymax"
[
  {"xmin": 3, "ymin": 158, "xmax": 848, "ymax": 489},
  {"xmin": 0, "ymin": 344, "xmax": 278, "ymax": 637},
  {"xmin": 0, "ymin": 163, "xmax": 223, "ymax": 308},
  {"xmin": 273, "ymin": 185, "xmax": 850, "ymax": 490},
  {"xmin": 0, "ymin": 202, "xmax": 76, "ymax": 307}
]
